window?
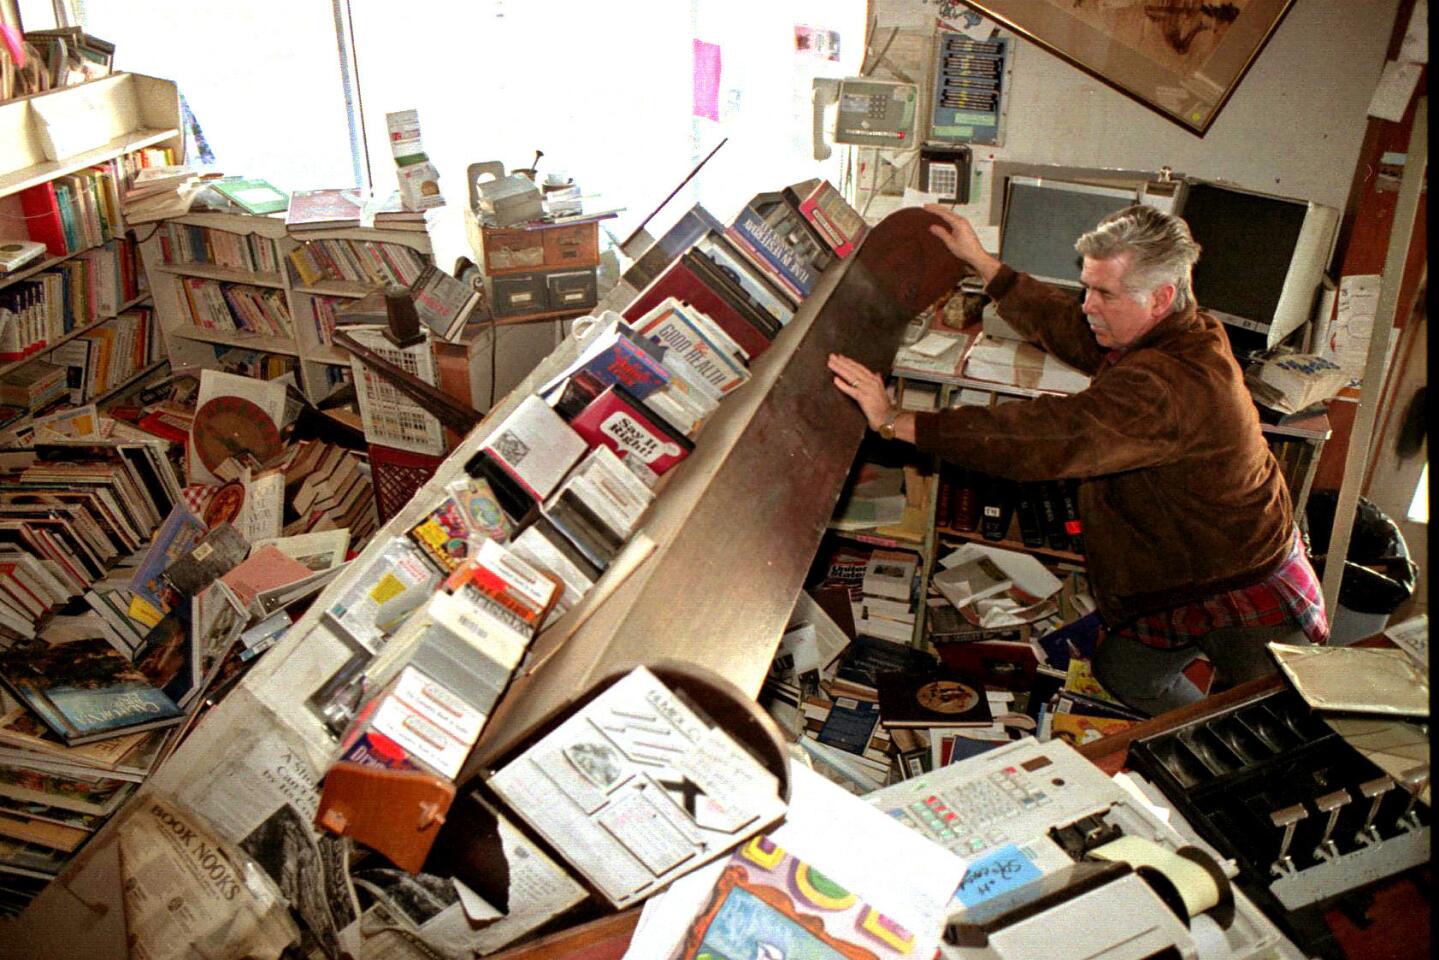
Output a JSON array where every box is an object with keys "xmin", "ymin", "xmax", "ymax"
[{"xmin": 81, "ymin": 0, "xmax": 358, "ymax": 192}]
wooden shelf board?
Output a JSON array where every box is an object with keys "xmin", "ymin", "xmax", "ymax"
[
  {"xmin": 308, "ymin": 346, "xmax": 350, "ymax": 366},
  {"xmin": 0, "ymin": 127, "xmax": 179, "ymax": 199},
  {"xmin": 169, "ymin": 329, "xmax": 299, "ymax": 356},
  {"xmin": 96, "ymin": 358, "xmax": 170, "ymax": 404},
  {"xmin": 158, "ymin": 263, "xmax": 285, "ymax": 288},
  {"xmin": 937, "ymin": 525, "xmax": 1086, "ymax": 564},
  {"xmin": 293, "ymin": 280, "xmax": 375, "ymax": 298},
  {"xmin": 0, "ymin": 292, "xmax": 153, "ymax": 379}
]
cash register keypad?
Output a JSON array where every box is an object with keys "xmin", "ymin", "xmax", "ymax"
[{"xmin": 893, "ymin": 765, "xmax": 1051, "ymax": 856}]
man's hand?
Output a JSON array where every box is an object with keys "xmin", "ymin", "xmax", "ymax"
[
  {"xmin": 827, "ymin": 353, "xmax": 893, "ymax": 430},
  {"xmin": 924, "ymin": 204, "xmax": 1001, "ymax": 284}
]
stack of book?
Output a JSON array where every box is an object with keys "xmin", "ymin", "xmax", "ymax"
[
  {"xmin": 283, "ymin": 441, "xmax": 378, "ymax": 547},
  {"xmin": 855, "ymin": 548, "xmax": 920, "ymax": 644},
  {"xmin": 122, "ymin": 166, "xmax": 207, "ymax": 225}
]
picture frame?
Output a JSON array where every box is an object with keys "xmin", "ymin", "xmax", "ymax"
[{"xmin": 959, "ymin": 0, "xmax": 1297, "ymax": 135}]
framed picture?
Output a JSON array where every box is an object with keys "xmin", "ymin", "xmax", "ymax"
[{"xmin": 960, "ymin": 0, "xmax": 1297, "ymax": 134}]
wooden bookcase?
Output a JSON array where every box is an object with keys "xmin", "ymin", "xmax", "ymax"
[
  {"xmin": 0, "ymin": 73, "xmax": 182, "ymax": 424},
  {"xmin": 136, "ymin": 213, "xmax": 435, "ymax": 405}
]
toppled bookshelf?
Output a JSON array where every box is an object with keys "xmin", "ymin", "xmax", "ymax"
[{"xmin": 4, "ymin": 208, "xmax": 965, "ymax": 958}]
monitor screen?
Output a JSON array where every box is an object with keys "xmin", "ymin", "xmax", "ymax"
[
  {"xmin": 1181, "ymin": 182, "xmax": 1310, "ymax": 331},
  {"xmin": 999, "ymin": 178, "xmax": 1137, "ymax": 288}
]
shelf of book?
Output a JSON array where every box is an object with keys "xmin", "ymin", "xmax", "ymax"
[
  {"xmin": 0, "ymin": 73, "xmax": 182, "ymax": 198},
  {"xmin": 166, "ymin": 328, "xmax": 300, "ymax": 356},
  {"xmin": 0, "ymin": 291, "xmax": 153, "ymax": 380},
  {"xmin": 138, "ymin": 213, "xmax": 434, "ymax": 404},
  {"xmin": 154, "ymin": 263, "xmax": 286, "ymax": 289}
]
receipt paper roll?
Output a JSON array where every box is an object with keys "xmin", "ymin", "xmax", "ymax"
[{"xmin": 1089, "ymin": 836, "xmax": 1224, "ymax": 919}]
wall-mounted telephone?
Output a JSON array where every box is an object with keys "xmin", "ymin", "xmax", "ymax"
[
  {"xmin": 812, "ymin": 78, "xmax": 919, "ymax": 160},
  {"xmin": 920, "ymin": 146, "xmax": 972, "ymax": 203}
]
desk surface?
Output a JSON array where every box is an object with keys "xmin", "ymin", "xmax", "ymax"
[{"xmin": 893, "ymin": 364, "xmax": 1333, "ymax": 441}]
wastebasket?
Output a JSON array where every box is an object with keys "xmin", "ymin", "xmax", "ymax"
[{"xmin": 1305, "ymin": 491, "xmax": 1418, "ymax": 644}]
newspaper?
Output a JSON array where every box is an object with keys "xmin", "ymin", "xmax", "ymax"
[
  {"xmin": 488, "ymin": 665, "xmax": 787, "ymax": 909},
  {"xmin": 117, "ymin": 796, "xmax": 298, "ymax": 960}
]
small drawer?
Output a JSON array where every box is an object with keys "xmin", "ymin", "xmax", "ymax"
[
  {"xmin": 490, "ymin": 273, "xmax": 548, "ymax": 317},
  {"xmin": 481, "ymin": 229, "xmax": 545, "ymax": 273},
  {"xmin": 545, "ymin": 269, "xmax": 597, "ymax": 312},
  {"xmin": 541, "ymin": 223, "xmax": 599, "ymax": 267}
]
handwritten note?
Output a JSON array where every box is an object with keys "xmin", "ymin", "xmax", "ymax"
[{"xmin": 955, "ymin": 843, "xmax": 1042, "ymax": 908}]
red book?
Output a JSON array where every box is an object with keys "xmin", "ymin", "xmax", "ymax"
[
  {"xmin": 18, "ymin": 182, "xmax": 68, "ymax": 257},
  {"xmin": 569, "ymin": 383, "xmax": 694, "ymax": 476},
  {"xmin": 622, "ymin": 257, "xmax": 771, "ymax": 361}
]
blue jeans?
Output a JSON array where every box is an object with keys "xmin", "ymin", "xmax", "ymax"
[{"xmin": 1090, "ymin": 622, "xmax": 1312, "ymax": 717}]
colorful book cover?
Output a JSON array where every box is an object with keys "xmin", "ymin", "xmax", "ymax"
[
  {"xmin": 1048, "ymin": 712, "xmax": 1137, "ymax": 746},
  {"xmin": 726, "ymin": 206, "xmax": 820, "ymax": 296},
  {"xmin": 407, "ymin": 497, "xmax": 472, "ymax": 573},
  {"xmin": 127, "ymin": 504, "xmax": 206, "ymax": 614},
  {"xmin": 676, "ymin": 836, "xmax": 918, "ymax": 960},
  {"xmin": 569, "ymin": 383, "xmax": 694, "ymax": 476},
  {"xmin": 0, "ymin": 638, "xmax": 183, "ymax": 746},
  {"xmin": 796, "ymin": 180, "xmax": 869, "ymax": 258}
]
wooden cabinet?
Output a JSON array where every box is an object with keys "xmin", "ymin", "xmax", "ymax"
[{"xmin": 465, "ymin": 210, "xmax": 601, "ymax": 322}]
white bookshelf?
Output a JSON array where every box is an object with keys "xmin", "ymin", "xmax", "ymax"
[
  {"xmin": 0, "ymin": 73, "xmax": 183, "ymax": 423},
  {"xmin": 136, "ymin": 212, "xmax": 434, "ymax": 404}
]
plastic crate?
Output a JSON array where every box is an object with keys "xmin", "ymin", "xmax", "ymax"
[{"xmin": 369, "ymin": 443, "xmax": 445, "ymax": 525}]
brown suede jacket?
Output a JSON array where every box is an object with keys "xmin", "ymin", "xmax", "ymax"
[{"xmin": 912, "ymin": 265, "xmax": 1295, "ymax": 624}]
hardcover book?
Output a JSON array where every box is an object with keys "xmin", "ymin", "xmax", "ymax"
[
  {"xmin": 875, "ymin": 667, "xmax": 994, "ymax": 729},
  {"xmin": 789, "ymin": 179, "xmax": 868, "ymax": 258},
  {"xmin": 538, "ymin": 315, "xmax": 672, "ymax": 401},
  {"xmin": 284, "ymin": 188, "xmax": 364, "ymax": 231},
  {"xmin": 211, "ymin": 178, "xmax": 288, "ymax": 216},
  {"xmin": 681, "ymin": 248, "xmax": 782, "ymax": 339},
  {"xmin": 622, "ymin": 257, "xmax": 773, "ymax": 361},
  {"xmin": 621, "ymin": 203, "xmax": 727, "ymax": 291},
  {"xmin": 0, "ymin": 638, "xmax": 183, "ymax": 746},
  {"xmin": 569, "ymin": 383, "xmax": 695, "ymax": 476}
]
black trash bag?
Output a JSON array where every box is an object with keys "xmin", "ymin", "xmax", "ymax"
[{"xmin": 1306, "ymin": 491, "xmax": 1418, "ymax": 614}]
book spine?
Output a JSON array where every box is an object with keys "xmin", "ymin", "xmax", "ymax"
[
  {"xmin": 950, "ymin": 468, "xmax": 982, "ymax": 531},
  {"xmin": 1059, "ymin": 479, "xmax": 1084, "ymax": 555},
  {"xmin": 979, "ymin": 476, "xmax": 1015, "ymax": 542},
  {"xmin": 1039, "ymin": 481, "xmax": 1070, "ymax": 552},
  {"xmin": 18, "ymin": 183, "xmax": 68, "ymax": 257},
  {"xmin": 1015, "ymin": 482, "xmax": 1047, "ymax": 549},
  {"xmin": 722, "ymin": 222, "xmax": 807, "ymax": 301}
]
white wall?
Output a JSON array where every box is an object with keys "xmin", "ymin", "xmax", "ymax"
[{"xmin": 872, "ymin": 0, "xmax": 1401, "ymax": 214}]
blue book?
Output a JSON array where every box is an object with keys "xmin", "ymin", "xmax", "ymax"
[
  {"xmin": 725, "ymin": 205, "xmax": 821, "ymax": 297},
  {"xmin": 540, "ymin": 316, "xmax": 670, "ymax": 401},
  {"xmin": 0, "ymin": 638, "xmax": 183, "ymax": 746},
  {"xmin": 128, "ymin": 504, "xmax": 206, "ymax": 613},
  {"xmin": 53, "ymin": 183, "xmax": 78, "ymax": 254}
]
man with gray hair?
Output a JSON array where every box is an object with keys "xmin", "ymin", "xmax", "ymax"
[{"xmin": 828, "ymin": 203, "xmax": 1327, "ymax": 716}]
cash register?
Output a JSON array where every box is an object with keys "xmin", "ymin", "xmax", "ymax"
[{"xmin": 866, "ymin": 736, "xmax": 1310, "ymax": 960}]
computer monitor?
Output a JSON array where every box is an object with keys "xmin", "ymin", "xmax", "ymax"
[
  {"xmin": 1177, "ymin": 181, "xmax": 1338, "ymax": 349},
  {"xmin": 999, "ymin": 177, "xmax": 1139, "ymax": 288}
]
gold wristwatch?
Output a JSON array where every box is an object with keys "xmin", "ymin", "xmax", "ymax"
[{"xmin": 878, "ymin": 409, "xmax": 898, "ymax": 441}]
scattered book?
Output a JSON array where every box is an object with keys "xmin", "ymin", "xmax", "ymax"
[
  {"xmin": 0, "ymin": 639, "xmax": 184, "ymax": 746},
  {"xmin": 210, "ymin": 178, "xmax": 288, "ymax": 216},
  {"xmin": 875, "ymin": 667, "xmax": 995, "ymax": 729}
]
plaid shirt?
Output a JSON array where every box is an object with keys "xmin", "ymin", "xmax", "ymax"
[{"xmin": 1117, "ymin": 530, "xmax": 1329, "ymax": 649}]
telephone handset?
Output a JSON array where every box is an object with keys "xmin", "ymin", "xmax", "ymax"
[{"xmin": 812, "ymin": 78, "xmax": 919, "ymax": 160}]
